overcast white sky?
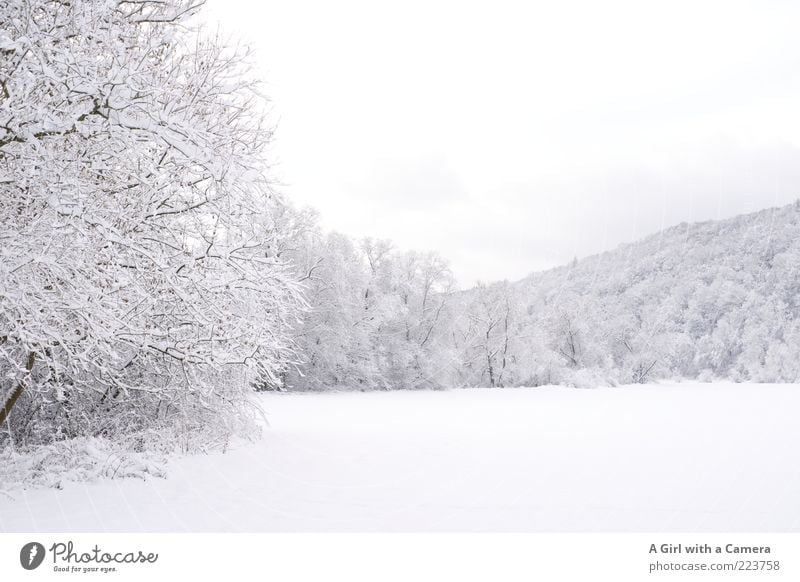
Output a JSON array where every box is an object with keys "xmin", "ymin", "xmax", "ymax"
[{"xmin": 205, "ymin": 0, "xmax": 800, "ymax": 286}]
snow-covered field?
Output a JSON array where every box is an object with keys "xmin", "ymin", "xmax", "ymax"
[{"xmin": 1, "ymin": 383, "xmax": 798, "ymax": 532}]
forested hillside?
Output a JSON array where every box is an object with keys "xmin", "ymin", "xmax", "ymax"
[
  {"xmin": 283, "ymin": 202, "xmax": 800, "ymax": 390},
  {"xmin": 479, "ymin": 200, "xmax": 800, "ymax": 387}
]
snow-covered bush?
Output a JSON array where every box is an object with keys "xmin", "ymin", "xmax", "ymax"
[{"xmin": 0, "ymin": 436, "xmax": 167, "ymax": 493}]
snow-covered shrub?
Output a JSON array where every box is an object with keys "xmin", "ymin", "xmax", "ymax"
[{"xmin": 0, "ymin": 437, "xmax": 167, "ymax": 493}]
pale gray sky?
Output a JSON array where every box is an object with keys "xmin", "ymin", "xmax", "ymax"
[{"xmin": 205, "ymin": 0, "xmax": 800, "ymax": 286}]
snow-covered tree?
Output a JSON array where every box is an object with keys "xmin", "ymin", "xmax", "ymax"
[
  {"xmin": 459, "ymin": 281, "xmax": 518, "ymax": 387},
  {"xmin": 0, "ymin": 0, "xmax": 303, "ymax": 447}
]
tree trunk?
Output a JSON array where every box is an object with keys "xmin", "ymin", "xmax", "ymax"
[{"xmin": 0, "ymin": 351, "xmax": 36, "ymax": 426}]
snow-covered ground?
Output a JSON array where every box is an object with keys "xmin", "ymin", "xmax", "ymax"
[{"xmin": 1, "ymin": 382, "xmax": 799, "ymax": 532}]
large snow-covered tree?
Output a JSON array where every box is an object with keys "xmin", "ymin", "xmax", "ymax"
[{"xmin": 0, "ymin": 0, "xmax": 303, "ymax": 446}]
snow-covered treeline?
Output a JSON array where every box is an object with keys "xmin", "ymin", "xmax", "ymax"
[
  {"xmin": 272, "ymin": 208, "xmax": 458, "ymax": 391},
  {"xmin": 278, "ymin": 202, "xmax": 800, "ymax": 391},
  {"xmin": 0, "ymin": 0, "xmax": 304, "ymax": 450}
]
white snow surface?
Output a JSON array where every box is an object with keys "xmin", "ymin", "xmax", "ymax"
[{"xmin": 1, "ymin": 382, "xmax": 798, "ymax": 532}]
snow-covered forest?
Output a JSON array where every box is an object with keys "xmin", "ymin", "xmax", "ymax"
[
  {"xmin": 280, "ymin": 201, "xmax": 800, "ymax": 391},
  {"xmin": 1, "ymin": 0, "xmax": 799, "ymax": 500}
]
